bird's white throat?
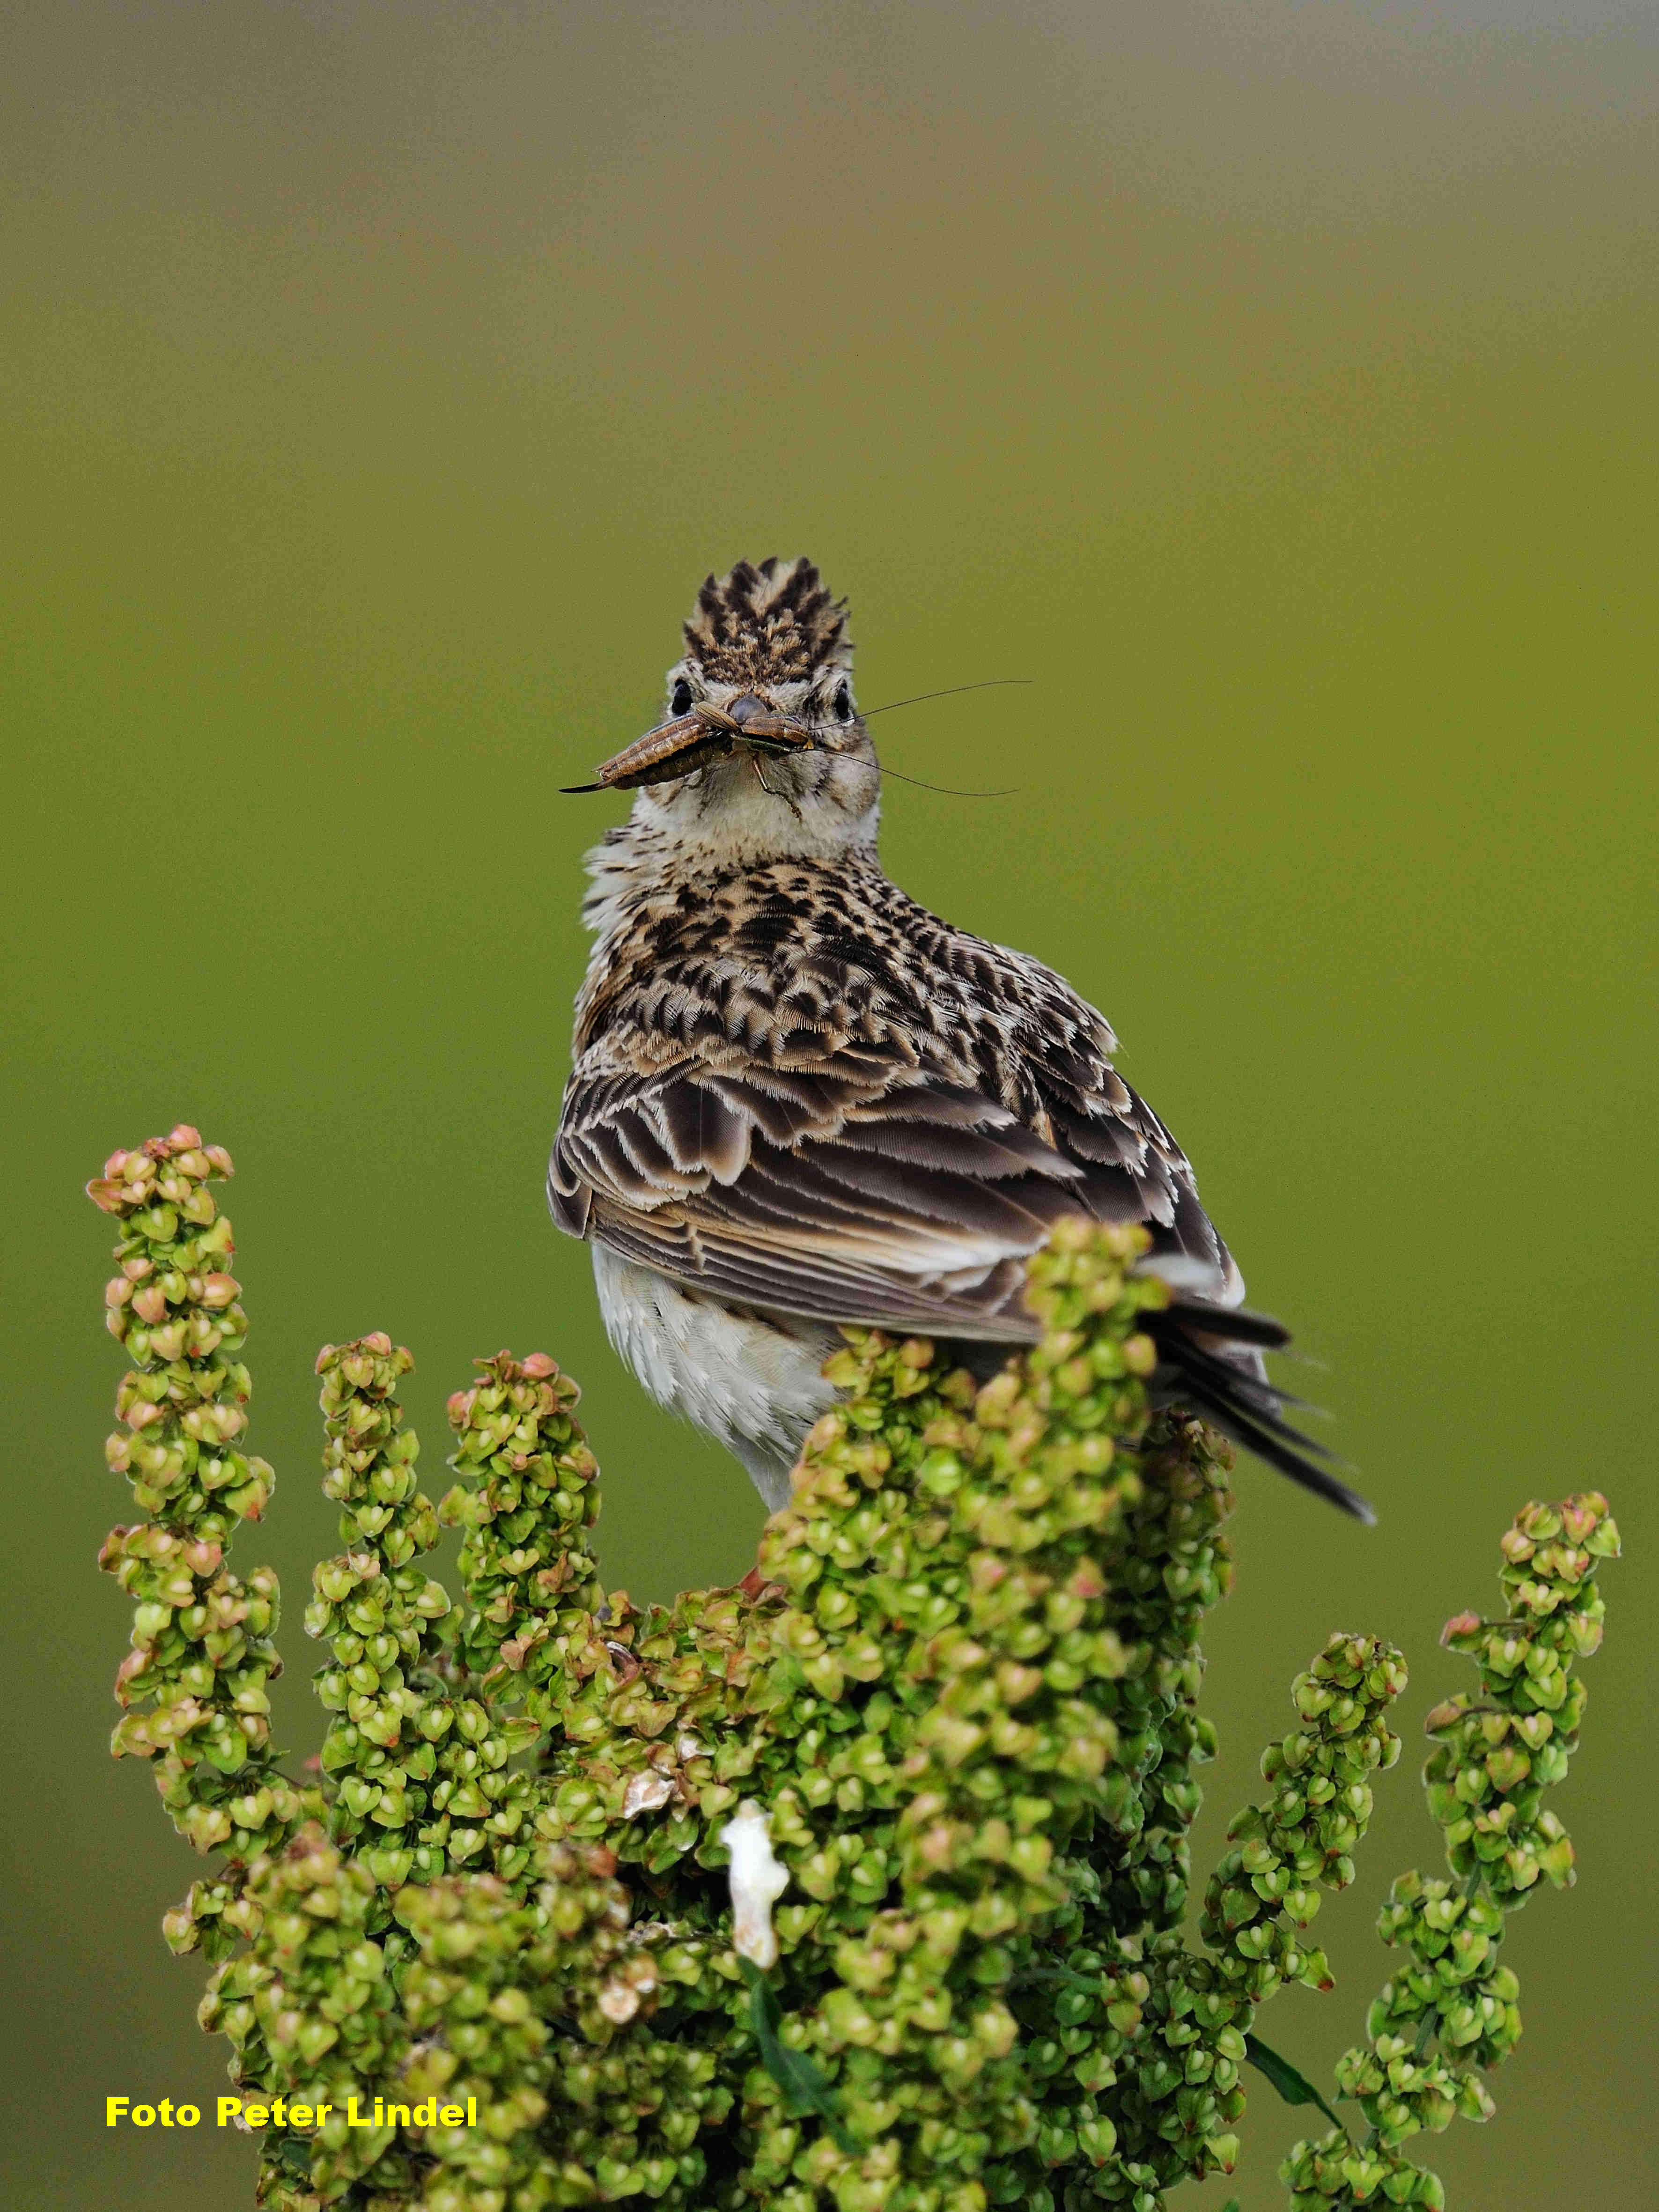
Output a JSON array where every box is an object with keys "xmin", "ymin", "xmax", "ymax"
[{"xmin": 580, "ymin": 756, "xmax": 881, "ymax": 949}]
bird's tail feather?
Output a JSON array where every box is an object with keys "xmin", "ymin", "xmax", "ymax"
[{"xmin": 1142, "ymin": 1296, "xmax": 1375, "ymax": 1523}]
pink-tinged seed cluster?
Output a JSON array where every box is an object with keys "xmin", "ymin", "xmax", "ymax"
[
  {"xmin": 89, "ymin": 1127, "xmax": 318, "ymax": 1917},
  {"xmin": 1281, "ymin": 1492, "xmax": 1619, "ymax": 2207}
]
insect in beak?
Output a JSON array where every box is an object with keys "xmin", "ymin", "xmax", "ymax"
[{"xmin": 561, "ymin": 693, "xmax": 817, "ymax": 793}]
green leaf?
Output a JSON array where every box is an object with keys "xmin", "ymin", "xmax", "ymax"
[
  {"xmin": 737, "ymin": 1957, "xmax": 861, "ymax": 2155},
  {"xmin": 266, "ymin": 2130, "xmax": 314, "ymax": 2184},
  {"xmin": 1245, "ymin": 2033, "xmax": 1348, "ymax": 2134}
]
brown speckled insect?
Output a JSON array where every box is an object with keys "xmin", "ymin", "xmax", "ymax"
[{"xmin": 561, "ymin": 695, "xmax": 816, "ymax": 793}]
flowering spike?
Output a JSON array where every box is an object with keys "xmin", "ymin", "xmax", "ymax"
[
  {"xmin": 1281, "ymin": 1492, "xmax": 1622, "ymax": 2207},
  {"xmin": 88, "ymin": 1129, "xmax": 319, "ymax": 1961}
]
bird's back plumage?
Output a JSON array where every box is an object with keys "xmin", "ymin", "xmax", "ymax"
[{"xmin": 553, "ymin": 852, "xmax": 1235, "ymax": 1334}]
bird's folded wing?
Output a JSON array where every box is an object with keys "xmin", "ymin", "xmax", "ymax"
[{"xmin": 549, "ymin": 1044, "xmax": 1237, "ymax": 1338}]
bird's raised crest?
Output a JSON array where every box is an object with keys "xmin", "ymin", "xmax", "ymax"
[{"xmin": 681, "ymin": 557, "xmax": 852, "ymax": 686}]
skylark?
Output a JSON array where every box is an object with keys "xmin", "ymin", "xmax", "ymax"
[{"xmin": 551, "ymin": 558, "xmax": 1369, "ymax": 1521}]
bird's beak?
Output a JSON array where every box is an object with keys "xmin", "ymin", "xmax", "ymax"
[{"xmin": 562, "ymin": 693, "xmax": 815, "ymax": 794}]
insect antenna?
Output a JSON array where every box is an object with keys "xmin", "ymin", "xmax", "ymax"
[
  {"xmin": 858, "ymin": 678, "xmax": 1031, "ymax": 720},
  {"xmin": 875, "ymin": 764, "xmax": 1018, "ymax": 798}
]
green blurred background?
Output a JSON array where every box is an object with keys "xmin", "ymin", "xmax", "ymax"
[{"xmin": 3, "ymin": 3, "xmax": 1654, "ymax": 2205}]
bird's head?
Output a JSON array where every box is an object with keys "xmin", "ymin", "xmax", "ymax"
[{"xmin": 568, "ymin": 558, "xmax": 880, "ymax": 861}]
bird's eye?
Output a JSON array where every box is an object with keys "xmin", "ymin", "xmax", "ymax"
[
  {"xmin": 832, "ymin": 681, "xmax": 853, "ymax": 723},
  {"xmin": 670, "ymin": 679, "xmax": 693, "ymax": 717}
]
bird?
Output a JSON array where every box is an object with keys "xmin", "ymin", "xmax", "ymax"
[{"xmin": 549, "ymin": 557, "xmax": 1370, "ymax": 1523}]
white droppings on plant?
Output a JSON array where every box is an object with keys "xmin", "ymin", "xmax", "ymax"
[{"xmin": 720, "ymin": 1798, "xmax": 790, "ymax": 1970}]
